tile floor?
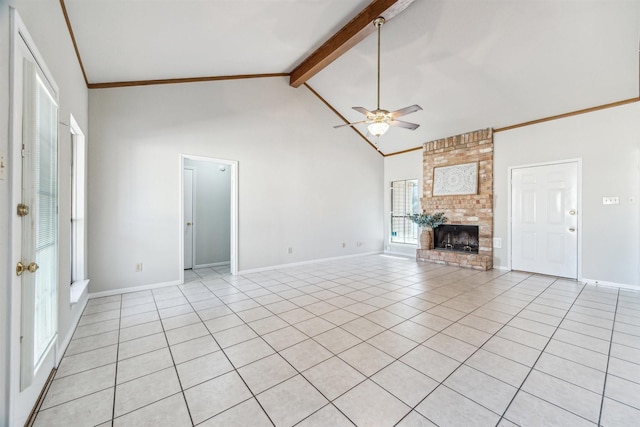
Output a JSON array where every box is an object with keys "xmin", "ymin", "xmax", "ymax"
[{"xmin": 32, "ymin": 255, "xmax": 640, "ymax": 426}]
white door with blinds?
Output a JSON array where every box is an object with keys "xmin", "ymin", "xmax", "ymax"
[{"xmin": 9, "ymin": 12, "xmax": 60, "ymax": 425}]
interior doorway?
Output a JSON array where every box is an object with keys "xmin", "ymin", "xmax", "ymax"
[
  {"xmin": 180, "ymin": 155, "xmax": 238, "ymax": 279},
  {"xmin": 510, "ymin": 160, "xmax": 580, "ymax": 279}
]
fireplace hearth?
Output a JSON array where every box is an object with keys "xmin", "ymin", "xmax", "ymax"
[{"xmin": 434, "ymin": 225, "xmax": 479, "ymax": 254}]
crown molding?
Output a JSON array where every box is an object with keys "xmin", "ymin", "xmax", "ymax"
[
  {"xmin": 304, "ymin": 83, "xmax": 383, "ymax": 156},
  {"xmin": 59, "ymin": 0, "xmax": 88, "ymax": 86},
  {"xmin": 383, "ymin": 146, "xmax": 422, "ymax": 157},
  {"xmin": 494, "ymin": 97, "xmax": 640, "ymax": 133},
  {"xmin": 385, "ymin": 97, "xmax": 640, "ymax": 157},
  {"xmin": 88, "ymin": 73, "xmax": 289, "ymax": 89}
]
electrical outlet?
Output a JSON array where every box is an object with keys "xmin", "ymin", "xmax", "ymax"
[
  {"xmin": 135, "ymin": 263, "xmax": 143, "ymax": 272},
  {"xmin": 287, "ymin": 247, "xmax": 293, "ymax": 254}
]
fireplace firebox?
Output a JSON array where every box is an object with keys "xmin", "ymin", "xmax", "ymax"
[{"xmin": 433, "ymin": 225, "xmax": 479, "ymax": 254}]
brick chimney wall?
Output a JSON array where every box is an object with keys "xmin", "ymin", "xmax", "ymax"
[{"xmin": 417, "ymin": 128, "xmax": 494, "ymax": 270}]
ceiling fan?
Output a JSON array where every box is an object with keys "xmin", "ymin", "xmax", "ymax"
[{"xmin": 335, "ymin": 17, "xmax": 422, "ymax": 138}]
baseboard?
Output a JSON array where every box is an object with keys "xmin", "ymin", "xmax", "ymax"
[
  {"xmin": 56, "ymin": 292, "xmax": 89, "ymax": 365},
  {"xmin": 384, "ymin": 245, "xmax": 418, "ymax": 257},
  {"xmin": 194, "ymin": 261, "xmax": 230, "ymax": 269},
  {"xmin": 380, "ymin": 253, "xmax": 413, "ymax": 260},
  {"xmin": 582, "ymin": 278, "xmax": 640, "ymax": 291},
  {"xmin": 88, "ymin": 253, "xmax": 380, "ymax": 298},
  {"xmin": 492, "ymin": 265, "xmax": 511, "ymax": 271},
  {"xmin": 238, "ymin": 251, "xmax": 382, "ymax": 275},
  {"xmin": 24, "ymin": 368, "xmax": 56, "ymax": 427},
  {"xmin": 88, "ymin": 279, "xmax": 182, "ymax": 299}
]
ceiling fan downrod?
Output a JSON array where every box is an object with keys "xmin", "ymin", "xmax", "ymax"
[{"xmin": 373, "ymin": 17, "xmax": 385, "ymax": 111}]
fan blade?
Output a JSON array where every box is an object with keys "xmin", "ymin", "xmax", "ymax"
[
  {"xmin": 352, "ymin": 107, "xmax": 372, "ymax": 116},
  {"xmin": 390, "ymin": 104, "xmax": 422, "ymax": 118},
  {"xmin": 334, "ymin": 120, "xmax": 368, "ymax": 129},
  {"xmin": 389, "ymin": 119, "xmax": 420, "ymax": 130}
]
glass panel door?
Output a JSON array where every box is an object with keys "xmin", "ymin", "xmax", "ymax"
[{"xmin": 20, "ymin": 60, "xmax": 58, "ymax": 389}]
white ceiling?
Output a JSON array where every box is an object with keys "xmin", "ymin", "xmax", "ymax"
[{"xmin": 64, "ymin": 0, "xmax": 640, "ymax": 154}]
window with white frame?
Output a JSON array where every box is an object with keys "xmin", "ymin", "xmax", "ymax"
[
  {"xmin": 70, "ymin": 115, "xmax": 86, "ymax": 286},
  {"xmin": 390, "ymin": 179, "xmax": 419, "ymax": 244}
]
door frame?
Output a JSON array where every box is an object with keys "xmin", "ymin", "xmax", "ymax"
[
  {"xmin": 8, "ymin": 9, "xmax": 60, "ymax": 426},
  {"xmin": 179, "ymin": 154, "xmax": 238, "ymax": 278},
  {"xmin": 507, "ymin": 158, "xmax": 583, "ymax": 280}
]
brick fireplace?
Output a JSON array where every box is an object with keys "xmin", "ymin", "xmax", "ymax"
[{"xmin": 417, "ymin": 128, "xmax": 493, "ymax": 270}]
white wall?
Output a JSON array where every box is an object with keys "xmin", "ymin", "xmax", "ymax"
[
  {"xmin": 383, "ymin": 149, "xmax": 423, "ymax": 256},
  {"xmin": 0, "ymin": 0, "xmax": 89, "ymax": 423},
  {"xmin": 494, "ymin": 102, "xmax": 640, "ymax": 287},
  {"xmin": 88, "ymin": 77, "xmax": 384, "ymax": 293},
  {"xmin": 184, "ymin": 159, "xmax": 231, "ymax": 266}
]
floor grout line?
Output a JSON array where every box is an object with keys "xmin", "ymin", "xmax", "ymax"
[
  {"xmin": 497, "ymin": 280, "xmax": 598, "ymax": 425},
  {"xmin": 177, "ymin": 279, "xmax": 279, "ymax": 427},
  {"xmin": 597, "ymin": 287, "xmax": 621, "ymax": 426},
  {"xmin": 398, "ymin": 275, "xmax": 565, "ymax": 426},
  {"xmin": 153, "ymin": 286, "xmax": 197, "ymax": 426},
  {"xmin": 110, "ymin": 295, "xmax": 123, "ymax": 426},
  {"xmin": 32, "ymin": 257, "xmax": 640, "ymax": 426}
]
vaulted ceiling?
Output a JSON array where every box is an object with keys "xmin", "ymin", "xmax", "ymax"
[{"xmin": 63, "ymin": 0, "xmax": 640, "ymax": 155}]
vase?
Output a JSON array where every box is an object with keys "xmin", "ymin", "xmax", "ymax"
[{"xmin": 419, "ymin": 227, "xmax": 434, "ymax": 250}]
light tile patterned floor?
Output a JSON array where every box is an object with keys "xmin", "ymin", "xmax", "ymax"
[{"xmin": 33, "ymin": 255, "xmax": 640, "ymax": 426}]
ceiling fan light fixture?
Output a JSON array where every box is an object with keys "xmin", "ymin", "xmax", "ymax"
[{"xmin": 368, "ymin": 121, "xmax": 390, "ymax": 136}]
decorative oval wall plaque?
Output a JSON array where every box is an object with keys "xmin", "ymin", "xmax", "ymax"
[{"xmin": 433, "ymin": 162, "xmax": 478, "ymax": 196}]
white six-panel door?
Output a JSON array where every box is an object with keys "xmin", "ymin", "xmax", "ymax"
[{"xmin": 511, "ymin": 161, "xmax": 578, "ymax": 278}]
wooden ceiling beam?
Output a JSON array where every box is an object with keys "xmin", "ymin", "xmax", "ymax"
[{"xmin": 289, "ymin": 0, "xmax": 415, "ymax": 88}]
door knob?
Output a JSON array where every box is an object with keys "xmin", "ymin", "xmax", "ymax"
[
  {"xmin": 569, "ymin": 227, "xmax": 576, "ymax": 232},
  {"xmin": 569, "ymin": 210, "xmax": 576, "ymax": 215},
  {"xmin": 17, "ymin": 203, "xmax": 30, "ymax": 217},
  {"xmin": 16, "ymin": 261, "xmax": 39, "ymax": 276},
  {"xmin": 16, "ymin": 261, "xmax": 25, "ymax": 276},
  {"xmin": 187, "ymin": 222, "xmax": 192, "ymax": 226}
]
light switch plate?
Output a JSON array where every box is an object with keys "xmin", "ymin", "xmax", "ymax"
[
  {"xmin": 493, "ymin": 237, "xmax": 502, "ymax": 249},
  {"xmin": 602, "ymin": 196, "xmax": 619, "ymax": 205}
]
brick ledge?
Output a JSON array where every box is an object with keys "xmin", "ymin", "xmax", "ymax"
[{"xmin": 416, "ymin": 248, "xmax": 493, "ymax": 271}]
